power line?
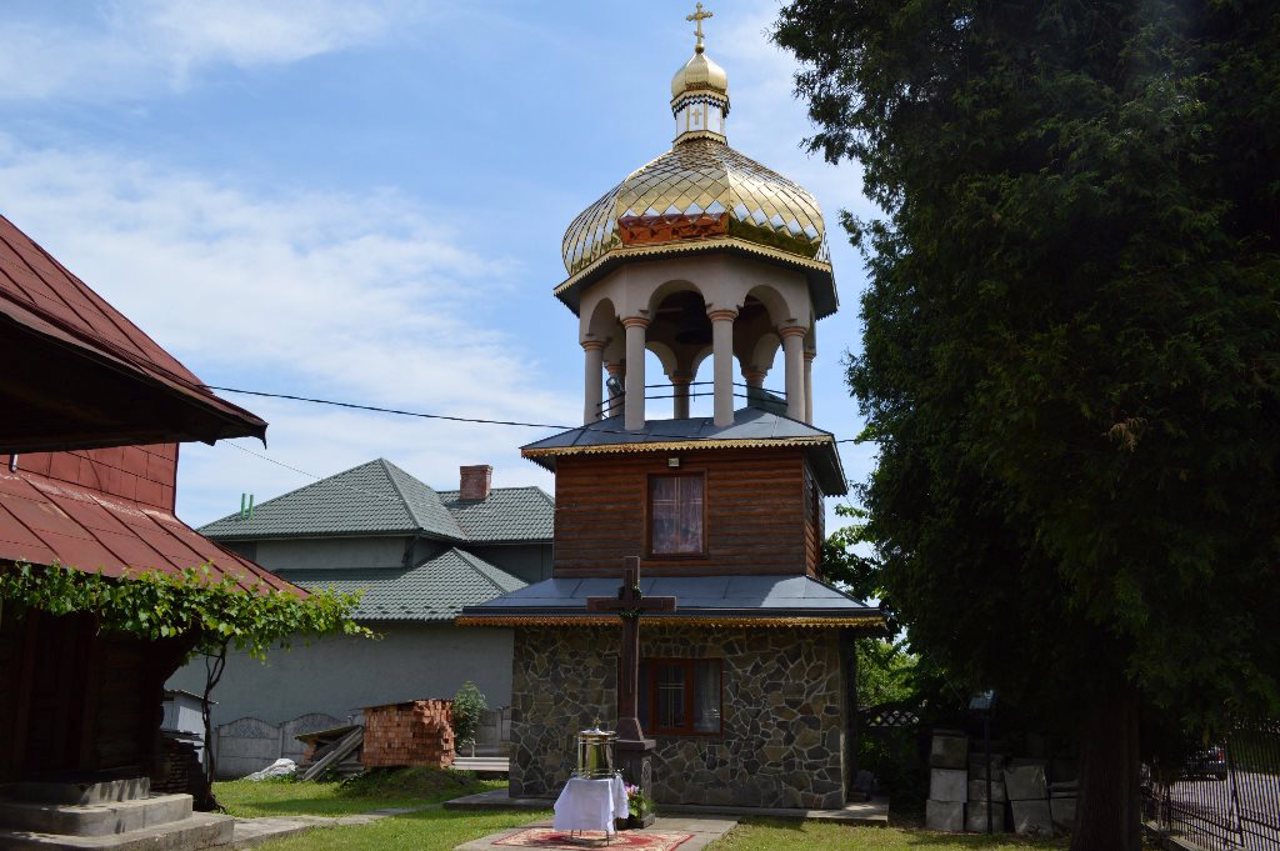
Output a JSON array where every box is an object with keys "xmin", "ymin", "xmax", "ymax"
[{"xmin": 204, "ymin": 384, "xmax": 865, "ymax": 444}]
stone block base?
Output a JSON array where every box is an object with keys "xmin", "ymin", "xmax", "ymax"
[
  {"xmin": 929, "ymin": 768, "xmax": 967, "ymax": 802},
  {"xmin": 926, "ymin": 799, "xmax": 965, "ymax": 832},
  {"xmin": 1050, "ymin": 796, "xmax": 1076, "ymax": 832},
  {"xmin": 1011, "ymin": 799, "xmax": 1054, "ymax": 837},
  {"xmin": 965, "ymin": 801, "xmax": 1005, "ymax": 833}
]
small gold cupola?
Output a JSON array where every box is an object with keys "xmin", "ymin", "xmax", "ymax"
[{"xmin": 670, "ymin": 3, "xmax": 729, "ymax": 143}]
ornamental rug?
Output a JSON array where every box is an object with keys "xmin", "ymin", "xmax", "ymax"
[{"xmin": 494, "ymin": 828, "xmax": 694, "ymax": 851}]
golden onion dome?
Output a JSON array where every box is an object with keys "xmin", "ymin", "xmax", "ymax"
[
  {"xmin": 556, "ymin": 4, "xmax": 834, "ymax": 318},
  {"xmin": 671, "ymin": 49, "xmax": 728, "ymax": 100},
  {"xmin": 561, "ymin": 138, "xmax": 828, "ymax": 276}
]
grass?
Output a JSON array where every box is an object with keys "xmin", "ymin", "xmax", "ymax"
[
  {"xmin": 714, "ymin": 819, "xmax": 1067, "ymax": 850},
  {"xmin": 217, "ymin": 770, "xmax": 1071, "ymax": 850},
  {"xmin": 236, "ymin": 806, "xmax": 549, "ymax": 851},
  {"xmin": 214, "ymin": 767, "xmax": 505, "ymax": 818}
]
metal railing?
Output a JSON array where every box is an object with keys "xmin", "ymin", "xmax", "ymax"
[
  {"xmin": 1143, "ymin": 719, "xmax": 1280, "ymax": 850},
  {"xmin": 594, "ymin": 381, "xmax": 788, "ymax": 417}
]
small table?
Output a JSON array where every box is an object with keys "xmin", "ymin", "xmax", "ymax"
[{"xmin": 552, "ymin": 775, "xmax": 629, "ymax": 840}]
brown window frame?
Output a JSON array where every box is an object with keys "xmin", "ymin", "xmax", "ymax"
[
  {"xmin": 638, "ymin": 657, "xmax": 723, "ymax": 736},
  {"xmin": 645, "ymin": 471, "xmax": 708, "ymax": 559}
]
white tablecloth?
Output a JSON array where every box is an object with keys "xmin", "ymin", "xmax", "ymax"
[{"xmin": 552, "ymin": 775, "xmax": 630, "ymax": 834}]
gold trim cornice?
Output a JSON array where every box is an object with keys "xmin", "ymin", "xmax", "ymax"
[
  {"xmin": 554, "ymin": 237, "xmax": 833, "ymax": 299},
  {"xmin": 521, "ymin": 435, "xmax": 834, "ymax": 460},
  {"xmin": 456, "ymin": 614, "xmax": 885, "ymax": 629}
]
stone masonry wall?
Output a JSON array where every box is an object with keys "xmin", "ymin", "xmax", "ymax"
[{"xmin": 510, "ymin": 625, "xmax": 847, "ymax": 809}]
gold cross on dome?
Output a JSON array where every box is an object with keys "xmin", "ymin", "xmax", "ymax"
[{"xmin": 687, "ymin": 3, "xmax": 713, "ymax": 51}]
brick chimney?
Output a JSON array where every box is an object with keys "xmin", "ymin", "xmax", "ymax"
[{"xmin": 459, "ymin": 465, "xmax": 492, "ymax": 501}]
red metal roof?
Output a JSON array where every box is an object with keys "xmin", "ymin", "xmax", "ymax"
[
  {"xmin": 0, "ymin": 214, "xmax": 267, "ymax": 449},
  {"xmin": 0, "ymin": 466, "xmax": 299, "ymax": 595}
]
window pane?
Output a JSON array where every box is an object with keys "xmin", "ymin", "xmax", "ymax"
[
  {"xmin": 650, "ymin": 475, "xmax": 703, "ymax": 554},
  {"xmin": 655, "ymin": 663, "xmax": 686, "ymax": 729},
  {"xmin": 692, "ymin": 660, "xmax": 720, "ymax": 732}
]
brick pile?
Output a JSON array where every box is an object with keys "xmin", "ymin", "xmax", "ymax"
[{"xmin": 361, "ymin": 700, "xmax": 455, "ymax": 769}]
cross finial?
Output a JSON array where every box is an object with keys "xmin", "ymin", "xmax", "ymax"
[{"xmin": 687, "ymin": 2, "xmax": 713, "ymax": 53}]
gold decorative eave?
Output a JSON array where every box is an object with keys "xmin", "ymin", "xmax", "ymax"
[
  {"xmin": 456, "ymin": 613, "xmax": 886, "ymax": 630},
  {"xmin": 521, "ymin": 434, "xmax": 836, "ymax": 461},
  {"xmin": 553, "ymin": 236, "xmax": 836, "ymax": 318}
]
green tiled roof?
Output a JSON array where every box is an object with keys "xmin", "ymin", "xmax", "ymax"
[
  {"xmin": 279, "ymin": 547, "xmax": 526, "ymax": 622},
  {"xmin": 199, "ymin": 459, "xmax": 466, "ymax": 541},
  {"xmin": 439, "ymin": 486, "xmax": 554, "ymax": 542}
]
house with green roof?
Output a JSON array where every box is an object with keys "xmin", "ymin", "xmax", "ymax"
[{"xmin": 166, "ymin": 459, "xmax": 552, "ymax": 776}]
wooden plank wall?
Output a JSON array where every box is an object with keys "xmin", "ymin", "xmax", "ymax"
[{"xmin": 552, "ymin": 448, "xmax": 823, "ymax": 577}]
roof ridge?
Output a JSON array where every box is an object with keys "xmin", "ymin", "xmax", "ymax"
[
  {"xmin": 201, "ymin": 458, "xmax": 391, "ymax": 527},
  {"xmin": 380, "ymin": 460, "xmax": 467, "ymax": 541},
  {"xmin": 450, "ymin": 547, "xmax": 522, "ymax": 595}
]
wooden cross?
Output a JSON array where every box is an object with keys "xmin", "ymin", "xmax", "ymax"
[
  {"xmin": 586, "ymin": 556, "xmax": 676, "ymax": 743},
  {"xmin": 686, "ymin": 3, "xmax": 713, "ymax": 51}
]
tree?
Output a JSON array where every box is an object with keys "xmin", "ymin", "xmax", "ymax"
[
  {"xmin": 451, "ymin": 681, "xmax": 488, "ymax": 757},
  {"xmin": 775, "ymin": 2, "xmax": 1280, "ymax": 848}
]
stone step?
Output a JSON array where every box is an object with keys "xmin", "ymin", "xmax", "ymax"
[
  {"xmin": 0, "ymin": 778, "xmax": 151, "ymax": 806},
  {"xmin": 0, "ymin": 794, "xmax": 193, "ymax": 837},
  {"xmin": 0, "ymin": 811, "xmax": 233, "ymax": 850}
]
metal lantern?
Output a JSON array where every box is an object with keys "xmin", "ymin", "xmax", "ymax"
[{"xmin": 575, "ymin": 724, "xmax": 617, "ymax": 779}]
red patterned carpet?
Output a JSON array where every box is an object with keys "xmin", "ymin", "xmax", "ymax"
[{"xmin": 494, "ymin": 828, "xmax": 694, "ymax": 850}]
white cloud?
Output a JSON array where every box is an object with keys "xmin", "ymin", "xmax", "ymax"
[
  {"xmin": 0, "ymin": 136, "xmax": 569, "ymax": 524},
  {"xmin": 0, "ymin": 0, "xmax": 415, "ymax": 100}
]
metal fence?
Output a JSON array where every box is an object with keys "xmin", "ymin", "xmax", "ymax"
[{"xmin": 1144, "ymin": 719, "xmax": 1280, "ymax": 851}]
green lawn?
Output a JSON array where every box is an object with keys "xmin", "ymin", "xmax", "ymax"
[
  {"xmin": 214, "ymin": 768, "xmax": 505, "ymax": 818},
  {"xmin": 216, "ymin": 771, "xmax": 1068, "ymax": 850},
  {"xmin": 716, "ymin": 819, "xmax": 1065, "ymax": 850}
]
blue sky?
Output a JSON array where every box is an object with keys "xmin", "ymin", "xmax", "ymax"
[{"xmin": 0, "ymin": 0, "xmax": 878, "ymax": 527}]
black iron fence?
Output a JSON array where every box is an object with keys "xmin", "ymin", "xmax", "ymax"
[{"xmin": 1143, "ymin": 718, "xmax": 1280, "ymax": 850}]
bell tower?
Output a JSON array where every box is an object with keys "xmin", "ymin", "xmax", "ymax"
[
  {"xmin": 556, "ymin": 10, "xmax": 837, "ymax": 432},
  {"xmin": 460, "ymin": 7, "xmax": 883, "ymax": 812}
]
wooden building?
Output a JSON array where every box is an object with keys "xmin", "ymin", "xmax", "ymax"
[
  {"xmin": 0, "ymin": 213, "xmax": 288, "ymax": 846},
  {"xmin": 459, "ymin": 18, "xmax": 885, "ymax": 810}
]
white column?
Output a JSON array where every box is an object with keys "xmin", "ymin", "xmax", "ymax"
[
  {"xmin": 780, "ymin": 325, "xmax": 808, "ymax": 422},
  {"xmin": 671, "ymin": 370, "xmax": 692, "ymax": 420},
  {"xmin": 708, "ymin": 308, "xmax": 738, "ymax": 427},
  {"xmin": 804, "ymin": 350, "xmax": 815, "ymax": 424},
  {"xmin": 622, "ymin": 317, "xmax": 649, "ymax": 431},
  {"xmin": 582, "ymin": 340, "xmax": 605, "ymax": 424}
]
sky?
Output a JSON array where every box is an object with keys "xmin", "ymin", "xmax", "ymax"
[{"xmin": 0, "ymin": 0, "xmax": 880, "ymax": 529}]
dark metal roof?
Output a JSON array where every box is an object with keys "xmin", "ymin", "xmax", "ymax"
[
  {"xmin": 438, "ymin": 486, "xmax": 555, "ymax": 542},
  {"xmin": 200, "ymin": 459, "xmax": 467, "ymax": 542},
  {"xmin": 459, "ymin": 574, "xmax": 882, "ymax": 628},
  {"xmin": 521, "ymin": 407, "xmax": 847, "ymax": 495},
  {"xmin": 0, "ymin": 214, "xmax": 267, "ymax": 452},
  {"xmin": 200, "ymin": 460, "xmax": 555, "ymax": 545},
  {"xmin": 278, "ymin": 547, "xmax": 526, "ymax": 622}
]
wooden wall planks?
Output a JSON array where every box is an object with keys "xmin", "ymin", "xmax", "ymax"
[{"xmin": 552, "ymin": 448, "xmax": 824, "ymax": 578}]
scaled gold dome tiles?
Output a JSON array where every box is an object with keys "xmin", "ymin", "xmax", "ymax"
[{"xmin": 561, "ymin": 138, "xmax": 828, "ymax": 275}]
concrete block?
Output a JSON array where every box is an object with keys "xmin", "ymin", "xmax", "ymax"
[
  {"xmin": 1011, "ymin": 799, "xmax": 1055, "ymax": 837},
  {"xmin": 930, "ymin": 731, "xmax": 968, "ymax": 768},
  {"xmin": 1050, "ymin": 796, "xmax": 1077, "ymax": 831},
  {"xmin": 967, "ymin": 754, "xmax": 1004, "ymax": 780},
  {"xmin": 1003, "ymin": 761, "xmax": 1048, "ymax": 800},
  {"xmin": 965, "ymin": 801, "xmax": 1006, "ymax": 833},
  {"xmin": 929, "ymin": 768, "xmax": 968, "ymax": 802},
  {"xmin": 967, "ymin": 778, "xmax": 1006, "ymax": 802},
  {"xmin": 926, "ymin": 799, "xmax": 965, "ymax": 832}
]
